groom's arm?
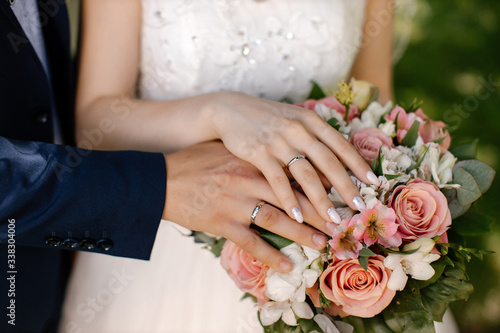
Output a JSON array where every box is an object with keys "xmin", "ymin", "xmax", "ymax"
[{"xmin": 0, "ymin": 136, "xmax": 166, "ymax": 260}]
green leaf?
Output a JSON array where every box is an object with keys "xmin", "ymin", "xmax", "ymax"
[
  {"xmin": 241, "ymin": 293, "xmax": 257, "ymax": 303},
  {"xmin": 281, "ymin": 97, "xmax": 294, "ymax": 104},
  {"xmin": 448, "ymin": 198, "xmax": 471, "ymax": 219},
  {"xmin": 449, "ymin": 139, "xmax": 478, "ymax": 160},
  {"xmin": 401, "ymin": 120, "xmax": 421, "ymax": 147},
  {"xmin": 375, "ymin": 243, "xmax": 419, "ymax": 255},
  {"xmin": 371, "ymin": 148, "xmax": 384, "ymax": 176},
  {"xmin": 258, "ymin": 229, "xmax": 294, "ymax": 250},
  {"xmin": 432, "ymin": 135, "xmax": 448, "ymax": 145},
  {"xmin": 385, "ymin": 174, "xmax": 403, "ymax": 180},
  {"xmin": 453, "ymin": 167, "xmax": 482, "ymax": 206},
  {"xmin": 406, "ymin": 144, "xmax": 429, "ymax": 173},
  {"xmin": 364, "ymin": 315, "xmax": 395, "ymax": 333},
  {"xmin": 383, "ymin": 280, "xmax": 435, "ymax": 333},
  {"xmin": 327, "ymin": 117, "xmax": 340, "ymax": 130},
  {"xmin": 359, "ymin": 247, "xmax": 377, "ymax": 257},
  {"xmin": 297, "ymin": 318, "xmax": 322, "ymax": 332},
  {"xmin": 422, "ymin": 296, "xmax": 449, "ymax": 322},
  {"xmin": 343, "ymin": 316, "xmax": 366, "ymax": 333},
  {"xmin": 454, "ymin": 160, "xmax": 496, "ymax": 194},
  {"xmin": 451, "ymin": 209, "xmax": 494, "ymax": 237},
  {"xmin": 420, "ymin": 266, "xmax": 474, "ymax": 303},
  {"xmin": 308, "ymin": 80, "xmax": 327, "ymax": 100},
  {"xmin": 208, "ymin": 238, "xmax": 227, "ymax": 257},
  {"xmin": 358, "ymin": 256, "xmax": 369, "ymax": 271},
  {"xmin": 399, "ymin": 98, "xmax": 424, "ymax": 113}
]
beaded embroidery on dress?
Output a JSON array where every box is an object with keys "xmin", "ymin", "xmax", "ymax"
[{"xmin": 60, "ymin": 1, "xmax": 367, "ymax": 332}]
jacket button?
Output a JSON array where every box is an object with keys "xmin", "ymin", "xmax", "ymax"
[
  {"xmin": 97, "ymin": 239, "xmax": 114, "ymax": 251},
  {"xmin": 79, "ymin": 238, "xmax": 96, "ymax": 250},
  {"xmin": 63, "ymin": 238, "xmax": 79, "ymax": 248},
  {"xmin": 32, "ymin": 109, "xmax": 50, "ymax": 123},
  {"xmin": 45, "ymin": 237, "xmax": 62, "ymax": 247}
]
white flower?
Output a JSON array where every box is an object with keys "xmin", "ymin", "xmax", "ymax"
[
  {"xmin": 437, "ymin": 150, "xmax": 456, "ymax": 185},
  {"xmin": 350, "ymin": 101, "xmax": 393, "ymax": 132},
  {"xmin": 265, "ymin": 243, "xmax": 321, "ymax": 302},
  {"xmin": 260, "ymin": 300, "xmax": 314, "ymax": 326},
  {"xmin": 378, "ymin": 120, "xmax": 396, "ymax": 137},
  {"xmin": 381, "ymin": 146, "xmax": 412, "ymax": 175},
  {"xmin": 351, "ymin": 78, "xmax": 374, "ymax": 111},
  {"xmin": 315, "ymin": 103, "xmax": 351, "ymax": 135},
  {"xmin": 384, "ymin": 238, "xmax": 441, "ymax": 291},
  {"xmin": 313, "ymin": 315, "xmax": 355, "ymax": 333}
]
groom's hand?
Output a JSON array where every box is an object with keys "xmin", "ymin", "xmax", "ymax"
[{"xmin": 162, "ymin": 141, "xmax": 331, "ymax": 273}]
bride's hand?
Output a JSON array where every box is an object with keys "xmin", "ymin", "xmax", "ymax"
[
  {"xmin": 162, "ymin": 141, "xmax": 332, "ymax": 273},
  {"xmin": 205, "ymin": 91, "xmax": 378, "ymax": 224}
]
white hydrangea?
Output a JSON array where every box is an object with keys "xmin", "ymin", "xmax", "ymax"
[{"xmin": 350, "ymin": 101, "xmax": 393, "ymax": 132}]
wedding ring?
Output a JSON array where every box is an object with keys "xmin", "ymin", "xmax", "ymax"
[
  {"xmin": 286, "ymin": 155, "xmax": 306, "ymax": 168},
  {"xmin": 250, "ymin": 201, "xmax": 266, "ymax": 224}
]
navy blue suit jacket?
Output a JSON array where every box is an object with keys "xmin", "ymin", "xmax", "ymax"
[{"xmin": 0, "ymin": 1, "xmax": 165, "ymax": 331}]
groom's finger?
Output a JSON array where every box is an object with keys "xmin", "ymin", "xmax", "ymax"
[{"xmin": 225, "ymin": 226, "xmax": 293, "ymax": 273}]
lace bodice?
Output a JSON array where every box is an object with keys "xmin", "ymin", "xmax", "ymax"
[{"xmin": 139, "ymin": 0, "xmax": 367, "ymax": 102}]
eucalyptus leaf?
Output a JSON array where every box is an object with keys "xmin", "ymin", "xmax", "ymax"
[
  {"xmin": 448, "ymin": 198, "xmax": 471, "ymax": 219},
  {"xmin": 401, "ymin": 120, "xmax": 421, "ymax": 147},
  {"xmin": 453, "ymin": 167, "xmax": 481, "ymax": 206},
  {"xmin": 449, "ymin": 139, "xmax": 478, "ymax": 160},
  {"xmin": 454, "ymin": 160, "xmax": 496, "ymax": 194},
  {"xmin": 308, "ymin": 80, "xmax": 327, "ymax": 100}
]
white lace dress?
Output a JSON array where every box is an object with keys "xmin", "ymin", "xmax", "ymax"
[{"xmin": 59, "ymin": 1, "xmax": 367, "ymax": 332}]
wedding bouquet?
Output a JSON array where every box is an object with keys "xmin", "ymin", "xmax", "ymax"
[{"xmin": 194, "ymin": 79, "xmax": 496, "ymax": 332}]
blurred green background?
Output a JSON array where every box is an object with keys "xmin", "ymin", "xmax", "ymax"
[
  {"xmin": 393, "ymin": 1, "xmax": 500, "ymax": 332},
  {"xmin": 66, "ymin": 0, "xmax": 499, "ymax": 331}
]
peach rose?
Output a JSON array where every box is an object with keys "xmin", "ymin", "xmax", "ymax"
[
  {"xmin": 319, "ymin": 255, "xmax": 396, "ymax": 318},
  {"xmin": 220, "ymin": 240, "xmax": 269, "ymax": 304},
  {"xmin": 389, "ymin": 178, "xmax": 451, "ymax": 241},
  {"xmin": 350, "ymin": 127, "xmax": 393, "ymax": 163},
  {"xmin": 415, "ymin": 109, "xmax": 451, "ymax": 149}
]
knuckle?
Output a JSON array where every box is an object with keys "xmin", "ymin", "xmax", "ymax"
[
  {"xmin": 258, "ymin": 208, "xmax": 281, "ymax": 228},
  {"xmin": 271, "ymin": 174, "xmax": 290, "ymax": 187},
  {"xmin": 239, "ymin": 234, "xmax": 259, "ymax": 252},
  {"xmin": 335, "ymin": 137, "xmax": 354, "ymax": 155},
  {"xmin": 300, "ymin": 166, "xmax": 319, "ymax": 183}
]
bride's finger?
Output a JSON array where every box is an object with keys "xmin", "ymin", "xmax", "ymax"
[
  {"xmin": 250, "ymin": 202, "xmax": 328, "ymax": 250},
  {"xmin": 284, "ymin": 153, "xmax": 341, "ymax": 223},
  {"xmin": 224, "ymin": 225, "xmax": 294, "ymax": 273},
  {"xmin": 301, "ymin": 112, "xmax": 379, "ymax": 187},
  {"xmin": 252, "ymin": 156, "xmax": 304, "ymax": 223}
]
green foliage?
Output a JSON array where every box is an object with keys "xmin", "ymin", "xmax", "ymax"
[
  {"xmin": 307, "ymin": 80, "xmax": 327, "ymax": 100},
  {"xmin": 358, "ymin": 247, "xmax": 377, "ymax": 271},
  {"xmin": 371, "ymin": 148, "xmax": 384, "ymax": 176},
  {"xmin": 193, "ymin": 232, "xmax": 226, "ymax": 257},
  {"xmin": 451, "ymin": 209, "xmax": 495, "ymax": 237},
  {"xmin": 449, "ymin": 140, "xmax": 478, "ymax": 160},
  {"xmin": 261, "ymin": 317, "xmax": 322, "ymax": 333},
  {"xmin": 453, "ymin": 167, "xmax": 482, "ymax": 205},
  {"xmin": 401, "ymin": 120, "xmax": 421, "ymax": 147},
  {"xmin": 454, "ymin": 160, "xmax": 496, "ymax": 194},
  {"xmin": 257, "ymin": 228, "xmax": 294, "ymax": 250},
  {"xmin": 399, "ymin": 98, "xmax": 424, "ymax": 114},
  {"xmin": 383, "ymin": 280, "xmax": 435, "ymax": 333},
  {"xmin": 327, "ymin": 117, "xmax": 341, "ymax": 131}
]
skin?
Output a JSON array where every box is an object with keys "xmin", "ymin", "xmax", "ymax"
[{"xmin": 77, "ymin": 0, "xmax": 393, "ymax": 273}]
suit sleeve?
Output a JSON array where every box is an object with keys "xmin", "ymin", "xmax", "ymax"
[{"xmin": 0, "ymin": 136, "xmax": 166, "ymax": 260}]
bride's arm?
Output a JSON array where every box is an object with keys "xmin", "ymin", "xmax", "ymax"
[
  {"xmin": 350, "ymin": 0, "xmax": 394, "ymax": 103},
  {"xmin": 77, "ymin": 0, "xmax": 377, "ymax": 225}
]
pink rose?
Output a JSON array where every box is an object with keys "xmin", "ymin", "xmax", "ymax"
[
  {"xmin": 385, "ymin": 106, "xmax": 425, "ymax": 144},
  {"xmin": 220, "ymin": 240, "xmax": 269, "ymax": 304},
  {"xmin": 298, "ymin": 96, "xmax": 360, "ymax": 122},
  {"xmin": 389, "ymin": 178, "xmax": 451, "ymax": 241},
  {"xmin": 319, "ymin": 255, "xmax": 396, "ymax": 318},
  {"xmin": 415, "ymin": 109, "xmax": 451, "ymax": 149},
  {"xmin": 350, "ymin": 127, "xmax": 393, "ymax": 163}
]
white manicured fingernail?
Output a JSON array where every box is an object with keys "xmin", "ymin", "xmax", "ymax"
[
  {"xmin": 327, "ymin": 207, "xmax": 341, "ymax": 224},
  {"xmin": 353, "ymin": 196, "xmax": 366, "ymax": 211},
  {"xmin": 367, "ymin": 171, "xmax": 380, "ymax": 186},
  {"xmin": 292, "ymin": 207, "xmax": 303, "ymax": 223},
  {"xmin": 313, "ymin": 234, "xmax": 328, "ymax": 248}
]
